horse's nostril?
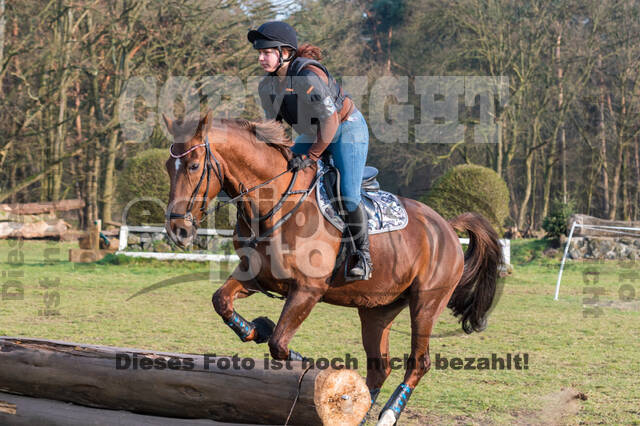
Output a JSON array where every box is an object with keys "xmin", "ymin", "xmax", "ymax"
[{"xmin": 177, "ymin": 227, "xmax": 189, "ymax": 239}]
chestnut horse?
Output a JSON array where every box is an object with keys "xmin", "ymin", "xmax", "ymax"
[{"xmin": 164, "ymin": 112, "xmax": 502, "ymax": 426}]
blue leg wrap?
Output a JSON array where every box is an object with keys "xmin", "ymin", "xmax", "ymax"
[
  {"xmin": 381, "ymin": 383, "xmax": 412, "ymax": 420},
  {"xmin": 226, "ymin": 311, "xmax": 255, "ymax": 342},
  {"xmin": 288, "ymin": 349, "xmax": 307, "ymax": 361}
]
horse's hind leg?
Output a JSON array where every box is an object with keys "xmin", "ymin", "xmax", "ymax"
[
  {"xmin": 376, "ymin": 282, "xmax": 456, "ymax": 426},
  {"xmin": 212, "ymin": 270, "xmax": 274, "ymax": 344},
  {"xmin": 357, "ymin": 297, "xmax": 408, "ymax": 424}
]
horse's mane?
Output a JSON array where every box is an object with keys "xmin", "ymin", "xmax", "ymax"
[
  {"xmin": 222, "ymin": 118, "xmax": 293, "ymax": 160},
  {"xmin": 173, "ymin": 116, "xmax": 292, "ymax": 161}
]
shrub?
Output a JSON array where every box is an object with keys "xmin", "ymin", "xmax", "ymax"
[
  {"xmin": 542, "ymin": 199, "xmax": 575, "ymax": 240},
  {"xmin": 117, "ymin": 149, "xmax": 170, "ymax": 225},
  {"xmin": 421, "ymin": 164, "xmax": 510, "ymax": 234}
]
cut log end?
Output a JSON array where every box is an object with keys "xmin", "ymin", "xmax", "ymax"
[{"xmin": 313, "ymin": 369, "xmax": 370, "ymax": 426}]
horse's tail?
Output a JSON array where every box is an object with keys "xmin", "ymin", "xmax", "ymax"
[{"xmin": 447, "ymin": 212, "xmax": 502, "ymax": 334}]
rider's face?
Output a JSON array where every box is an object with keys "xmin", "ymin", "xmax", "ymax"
[{"xmin": 258, "ymin": 48, "xmax": 280, "ymax": 72}]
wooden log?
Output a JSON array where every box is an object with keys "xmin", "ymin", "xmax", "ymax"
[
  {"xmin": 0, "ymin": 220, "xmax": 71, "ymax": 239},
  {"xmin": 0, "ymin": 211, "xmax": 57, "ymax": 223},
  {"xmin": 0, "ymin": 392, "xmax": 270, "ymax": 426},
  {"xmin": 0, "ymin": 199, "xmax": 85, "ymax": 215},
  {"xmin": 0, "ymin": 337, "xmax": 370, "ymax": 426},
  {"xmin": 569, "ymin": 214, "xmax": 640, "ymax": 237}
]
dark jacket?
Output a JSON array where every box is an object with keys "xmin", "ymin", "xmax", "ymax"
[{"xmin": 258, "ymin": 56, "xmax": 348, "ymax": 136}]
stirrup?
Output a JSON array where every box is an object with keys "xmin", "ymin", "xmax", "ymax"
[{"xmin": 346, "ymin": 250, "xmax": 373, "ymax": 282}]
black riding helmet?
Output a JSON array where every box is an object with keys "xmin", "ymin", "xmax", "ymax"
[{"xmin": 248, "ymin": 21, "xmax": 297, "ymax": 71}]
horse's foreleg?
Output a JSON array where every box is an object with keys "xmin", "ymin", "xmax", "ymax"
[
  {"xmin": 268, "ymin": 286, "xmax": 323, "ymax": 360},
  {"xmin": 212, "ymin": 275, "xmax": 274, "ymax": 344},
  {"xmin": 376, "ymin": 285, "xmax": 453, "ymax": 426}
]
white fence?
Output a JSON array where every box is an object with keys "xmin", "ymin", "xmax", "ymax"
[
  {"xmin": 117, "ymin": 226, "xmax": 511, "ymax": 267},
  {"xmin": 117, "ymin": 225, "xmax": 239, "ymax": 262},
  {"xmin": 459, "ymin": 238, "xmax": 511, "ymax": 267}
]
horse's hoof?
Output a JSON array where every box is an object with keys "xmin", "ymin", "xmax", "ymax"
[
  {"xmin": 251, "ymin": 316, "xmax": 275, "ymax": 344},
  {"xmin": 376, "ymin": 409, "xmax": 397, "ymax": 426},
  {"xmin": 288, "ymin": 349, "xmax": 310, "ymax": 361}
]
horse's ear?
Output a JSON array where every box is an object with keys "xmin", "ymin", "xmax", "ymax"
[
  {"xmin": 201, "ymin": 110, "xmax": 214, "ymax": 132},
  {"xmin": 162, "ymin": 114, "xmax": 174, "ymax": 135}
]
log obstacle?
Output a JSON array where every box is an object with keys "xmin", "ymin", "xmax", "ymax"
[
  {"xmin": 0, "ymin": 199, "xmax": 84, "ymax": 240},
  {"xmin": 0, "ymin": 337, "xmax": 370, "ymax": 425},
  {"xmin": 0, "ymin": 392, "xmax": 260, "ymax": 426},
  {"xmin": 569, "ymin": 213, "xmax": 640, "ymax": 237},
  {"xmin": 0, "ymin": 199, "xmax": 85, "ymax": 215}
]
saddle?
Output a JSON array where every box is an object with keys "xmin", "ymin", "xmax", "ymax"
[{"xmin": 316, "ymin": 156, "xmax": 408, "ymax": 235}]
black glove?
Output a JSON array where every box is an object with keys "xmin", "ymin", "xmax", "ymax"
[{"xmin": 288, "ymin": 153, "xmax": 315, "ymax": 172}]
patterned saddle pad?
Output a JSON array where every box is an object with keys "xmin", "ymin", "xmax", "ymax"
[{"xmin": 315, "ymin": 160, "xmax": 409, "ymax": 234}]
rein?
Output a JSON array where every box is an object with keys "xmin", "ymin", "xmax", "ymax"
[{"xmin": 167, "ymin": 134, "xmax": 326, "ymax": 299}]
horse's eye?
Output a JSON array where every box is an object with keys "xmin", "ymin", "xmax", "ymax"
[{"xmin": 189, "ymin": 163, "xmax": 199, "ymax": 171}]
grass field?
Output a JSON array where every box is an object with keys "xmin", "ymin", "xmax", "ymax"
[{"xmin": 0, "ymin": 238, "xmax": 638, "ymax": 425}]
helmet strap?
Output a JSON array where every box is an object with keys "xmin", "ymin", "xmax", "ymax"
[{"xmin": 273, "ymin": 46, "xmax": 295, "ymax": 73}]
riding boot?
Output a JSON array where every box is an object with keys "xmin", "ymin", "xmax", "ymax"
[{"xmin": 346, "ymin": 202, "xmax": 373, "ymax": 280}]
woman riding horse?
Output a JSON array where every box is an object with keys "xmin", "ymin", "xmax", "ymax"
[
  {"xmin": 248, "ymin": 21, "xmax": 373, "ymax": 281},
  {"xmin": 163, "ymin": 21, "xmax": 503, "ymax": 426}
]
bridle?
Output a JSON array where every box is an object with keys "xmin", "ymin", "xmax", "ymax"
[
  {"xmin": 166, "ymin": 134, "xmax": 326, "ymax": 249},
  {"xmin": 166, "ymin": 135, "xmax": 224, "ymax": 226}
]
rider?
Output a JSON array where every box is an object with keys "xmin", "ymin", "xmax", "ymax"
[{"xmin": 248, "ymin": 21, "xmax": 372, "ymax": 280}]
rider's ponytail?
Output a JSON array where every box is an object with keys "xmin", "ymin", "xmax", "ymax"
[{"xmin": 295, "ymin": 43, "xmax": 323, "ymax": 60}]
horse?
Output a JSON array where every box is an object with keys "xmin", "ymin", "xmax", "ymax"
[{"xmin": 163, "ymin": 111, "xmax": 502, "ymax": 426}]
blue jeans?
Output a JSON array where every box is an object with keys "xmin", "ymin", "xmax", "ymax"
[{"xmin": 292, "ymin": 109, "xmax": 369, "ymax": 212}]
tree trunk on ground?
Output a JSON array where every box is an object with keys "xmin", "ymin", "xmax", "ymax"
[
  {"xmin": 0, "ymin": 392, "xmax": 251, "ymax": 426},
  {"xmin": 0, "ymin": 199, "xmax": 84, "ymax": 215},
  {"xmin": 0, "ymin": 337, "xmax": 369, "ymax": 426},
  {"xmin": 569, "ymin": 214, "xmax": 640, "ymax": 236}
]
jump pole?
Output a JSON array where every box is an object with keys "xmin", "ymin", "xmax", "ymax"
[{"xmin": 0, "ymin": 337, "xmax": 370, "ymax": 425}]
